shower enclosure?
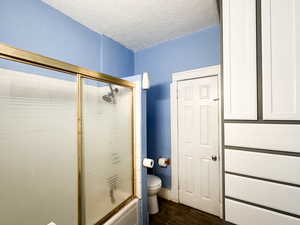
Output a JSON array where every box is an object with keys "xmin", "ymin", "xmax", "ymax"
[{"xmin": 0, "ymin": 43, "xmax": 136, "ymax": 225}]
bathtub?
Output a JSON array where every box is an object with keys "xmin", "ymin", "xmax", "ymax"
[
  {"xmin": 102, "ymin": 75, "xmax": 146, "ymax": 225},
  {"xmin": 103, "ymin": 199, "xmax": 140, "ymax": 225}
]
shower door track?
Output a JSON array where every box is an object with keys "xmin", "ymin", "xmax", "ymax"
[
  {"xmin": 0, "ymin": 43, "xmax": 135, "ymax": 87},
  {"xmin": 0, "ymin": 42, "xmax": 137, "ymax": 225}
]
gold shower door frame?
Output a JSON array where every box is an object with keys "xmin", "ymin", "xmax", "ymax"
[{"xmin": 0, "ymin": 43, "xmax": 137, "ymax": 225}]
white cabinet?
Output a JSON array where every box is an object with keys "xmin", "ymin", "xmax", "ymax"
[
  {"xmin": 223, "ymin": 0, "xmax": 257, "ymax": 120},
  {"xmin": 262, "ymin": 0, "xmax": 300, "ymax": 120}
]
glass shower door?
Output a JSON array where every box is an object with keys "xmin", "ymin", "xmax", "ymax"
[
  {"xmin": 82, "ymin": 78, "xmax": 134, "ymax": 225},
  {"xmin": 0, "ymin": 60, "xmax": 78, "ymax": 225},
  {"xmin": 0, "ymin": 47, "xmax": 136, "ymax": 225}
]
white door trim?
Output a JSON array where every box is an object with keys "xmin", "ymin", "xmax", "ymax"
[{"xmin": 170, "ymin": 65, "xmax": 223, "ymax": 218}]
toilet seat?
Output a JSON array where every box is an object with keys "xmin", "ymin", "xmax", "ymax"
[{"xmin": 147, "ymin": 175, "xmax": 162, "ymax": 190}]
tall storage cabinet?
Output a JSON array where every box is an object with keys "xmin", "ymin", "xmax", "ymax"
[
  {"xmin": 223, "ymin": 0, "xmax": 300, "ymax": 225},
  {"xmin": 262, "ymin": 0, "xmax": 300, "ymax": 120},
  {"xmin": 223, "ymin": 0, "xmax": 257, "ymax": 120}
]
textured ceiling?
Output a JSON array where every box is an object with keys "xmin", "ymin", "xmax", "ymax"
[{"xmin": 42, "ymin": 0, "xmax": 219, "ymax": 51}]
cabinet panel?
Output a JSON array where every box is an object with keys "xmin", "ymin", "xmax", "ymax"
[
  {"xmin": 223, "ymin": 0, "xmax": 257, "ymax": 120},
  {"xmin": 225, "ymin": 174, "xmax": 300, "ymax": 216},
  {"xmin": 225, "ymin": 149, "xmax": 300, "ymax": 185},
  {"xmin": 225, "ymin": 123, "xmax": 300, "ymax": 153},
  {"xmin": 226, "ymin": 199, "xmax": 300, "ymax": 225},
  {"xmin": 262, "ymin": 0, "xmax": 300, "ymax": 120}
]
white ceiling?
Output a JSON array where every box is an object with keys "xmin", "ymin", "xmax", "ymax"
[{"xmin": 42, "ymin": 0, "xmax": 219, "ymax": 51}]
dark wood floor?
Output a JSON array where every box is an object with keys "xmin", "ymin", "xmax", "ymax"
[{"xmin": 149, "ymin": 198, "xmax": 224, "ymax": 225}]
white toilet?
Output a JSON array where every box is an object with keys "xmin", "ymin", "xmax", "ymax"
[{"xmin": 147, "ymin": 174, "xmax": 162, "ymax": 214}]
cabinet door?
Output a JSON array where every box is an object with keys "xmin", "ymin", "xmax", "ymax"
[
  {"xmin": 262, "ymin": 0, "xmax": 300, "ymax": 120},
  {"xmin": 223, "ymin": 0, "xmax": 257, "ymax": 120}
]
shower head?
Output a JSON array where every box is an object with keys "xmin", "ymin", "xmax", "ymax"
[
  {"xmin": 102, "ymin": 94, "xmax": 113, "ymax": 103},
  {"xmin": 102, "ymin": 84, "xmax": 119, "ymax": 104}
]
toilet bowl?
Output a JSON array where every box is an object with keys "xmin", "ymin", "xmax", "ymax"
[{"xmin": 147, "ymin": 175, "xmax": 162, "ymax": 214}]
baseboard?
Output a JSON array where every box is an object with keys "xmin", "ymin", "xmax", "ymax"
[
  {"xmin": 158, "ymin": 188, "xmax": 172, "ymax": 200},
  {"xmin": 158, "ymin": 188, "xmax": 180, "ymax": 203},
  {"xmin": 224, "ymin": 221, "xmax": 236, "ymax": 225}
]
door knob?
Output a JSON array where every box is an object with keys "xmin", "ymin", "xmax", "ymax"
[{"xmin": 211, "ymin": 155, "xmax": 217, "ymax": 161}]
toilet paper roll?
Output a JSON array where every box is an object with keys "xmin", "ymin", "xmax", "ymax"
[
  {"xmin": 47, "ymin": 222, "xmax": 56, "ymax": 225},
  {"xmin": 143, "ymin": 158, "xmax": 154, "ymax": 168},
  {"xmin": 158, "ymin": 158, "xmax": 169, "ymax": 167}
]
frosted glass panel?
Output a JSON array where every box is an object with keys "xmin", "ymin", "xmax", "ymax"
[
  {"xmin": 83, "ymin": 79, "xmax": 133, "ymax": 225},
  {"xmin": 0, "ymin": 65, "xmax": 77, "ymax": 225}
]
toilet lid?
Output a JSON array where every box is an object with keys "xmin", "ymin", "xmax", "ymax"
[{"xmin": 147, "ymin": 175, "xmax": 162, "ymax": 188}]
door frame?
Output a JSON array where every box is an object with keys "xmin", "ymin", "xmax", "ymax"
[{"xmin": 170, "ymin": 65, "xmax": 223, "ymax": 218}]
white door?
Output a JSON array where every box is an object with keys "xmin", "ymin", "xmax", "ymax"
[{"xmin": 177, "ymin": 76, "xmax": 220, "ymax": 216}]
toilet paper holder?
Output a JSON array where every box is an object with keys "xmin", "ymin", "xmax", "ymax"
[{"xmin": 157, "ymin": 158, "xmax": 170, "ymax": 167}]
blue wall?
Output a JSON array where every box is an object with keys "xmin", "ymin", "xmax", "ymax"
[
  {"xmin": 0, "ymin": 0, "xmax": 134, "ymax": 77},
  {"xmin": 102, "ymin": 35, "xmax": 134, "ymax": 77},
  {"xmin": 135, "ymin": 25, "xmax": 220, "ymax": 188}
]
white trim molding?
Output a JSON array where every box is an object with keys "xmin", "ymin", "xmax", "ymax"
[
  {"xmin": 134, "ymin": 80, "xmax": 142, "ymax": 199},
  {"xmin": 172, "ymin": 65, "xmax": 221, "ymax": 82},
  {"xmin": 158, "ymin": 188, "xmax": 173, "ymax": 201},
  {"xmin": 170, "ymin": 65, "xmax": 223, "ymax": 216},
  {"xmin": 124, "ymin": 75, "xmax": 143, "ymax": 200}
]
